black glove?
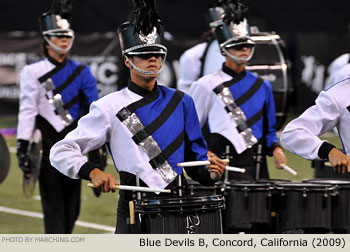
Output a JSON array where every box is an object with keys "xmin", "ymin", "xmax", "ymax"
[{"xmin": 17, "ymin": 139, "xmax": 30, "ymax": 175}]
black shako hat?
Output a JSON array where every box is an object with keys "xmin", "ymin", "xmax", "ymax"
[{"xmin": 118, "ymin": 0, "xmax": 167, "ymax": 56}]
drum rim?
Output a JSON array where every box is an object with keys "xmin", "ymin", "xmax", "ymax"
[
  {"xmin": 275, "ymin": 182, "xmax": 335, "ymax": 191},
  {"xmin": 224, "ymin": 181, "xmax": 272, "ymax": 190},
  {"xmin": 135, "ymin": 195, "xmax": 224, "ymax": 206},
  {"xmin": 303, "ymin": 179, "xmax": 350, "ymax": 186}
]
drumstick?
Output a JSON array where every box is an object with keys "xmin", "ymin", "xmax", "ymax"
[
  {"xmin": 280, "ymin": 163, "xmax": 298, "ymax": 176},
  {"xmin": 177, "ymin": 160, "xmax": 210, "ymax": 167},
  {"xmin": 226, "ymin": 166, "xmax": 246, "ymax": 173},
  {"xmin": 87, "ymin": 183, "xmax": 171, "ymax": 193},
  {"xmin": 129, "ymin": 201, "xmax": 135, "ymax": 225},
  {"xmin": 177, "ymin": 159, "xmax": 229, "ymax": 167}
]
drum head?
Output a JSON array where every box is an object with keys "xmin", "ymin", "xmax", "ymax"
[{"xmin": 0, "ymin": 132, "xmax": 10, "ymax": 184}]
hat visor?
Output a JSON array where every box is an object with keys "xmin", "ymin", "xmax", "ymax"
[
  {"xmin": 224, "ymin": 38, "xmax": 255, "ymax": 49},
  {"xmin": 43, "ymin": 29, "xmax": 74, "ymax": 37},
  {"xmin": 127, "ymin": 46, "xmax": 167, "ymax": 55}
]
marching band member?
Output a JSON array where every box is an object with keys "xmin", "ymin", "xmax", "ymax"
[
  {"xmin": 188, "ymin": 0, "xmax": 287, "ymax": 181},
  {"xmin": 50, "ymin": 0, "xmax": 226, "ymax": 234},
  {"xmin": 16, "ymin": 1, "xmax": 98, "ymax": 233},
  {"xmin": 281, "ymin": 72, "xmax": 350, "ymax": 174}
]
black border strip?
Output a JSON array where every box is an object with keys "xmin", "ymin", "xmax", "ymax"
[
  {"xmin": 38, "ymin": 60, "xmax": 68, "ymax": 83},
  {"xmin": 53, "ymin": 65, "xmax": 86, "ymax": 95},
  {"xmin": 132, "ymin": 90, "xmax": 184, "ymax": 144},
  {"xmin": 149, "ymin": 130, "xmax": 185, "ymax": 169},
  {"xmin": 235, "ymin": 77, "xmax": 264, "ymax": 106},
  {"xmin": 246, "ymin": 107, "xmax": 264, "ymax": 127},
  {"xmin": 126, "ymin": 88, "xmax": 160, "ymax": 113}
]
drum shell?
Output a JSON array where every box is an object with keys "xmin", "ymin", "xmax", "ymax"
[
  {"xmin": 135, "ymin": 195, "xmax": 224, "ymax": 234},
  {"xmin": 275, "ymin": 182, "xmax": 333, "ymax": 233},
  {"xmin": 256, "ymin": 179, "xmax": 291, "ymax": 212},
  {"xmin": 186, "ymin": 180, "xmax": 224, "ymax": 196},
  {"xmin": 223, "ymin": 181, "xmax": 273, "ymax": 231},
  {"xmin": 304, "ymin": 179, "xmax": 350, "ymax": 232}
]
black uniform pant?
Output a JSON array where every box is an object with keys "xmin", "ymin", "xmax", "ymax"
[{"xmin": 39, "ymin": 157, "xmax": 81, "ymax": 234}]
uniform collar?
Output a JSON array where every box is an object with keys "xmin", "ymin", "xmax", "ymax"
[
  {"xmin": 222, "ymin": 63, "xmax": 246, "ymax": 79},
  {"xmin": 127, "ymin": 80, "xmax": 159, "ymax": 97},
  {"xmin": 47, "ymin": 55, "xmax": 68, "ymax": 66}
]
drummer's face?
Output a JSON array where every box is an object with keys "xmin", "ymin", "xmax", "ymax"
[
  {"xmin": 128, "ymin": 54, "xmax": 163, "ymax": 78},
  {"xmin": 227, "ymin": 45, "xmax": 253, "ymax": 64}
]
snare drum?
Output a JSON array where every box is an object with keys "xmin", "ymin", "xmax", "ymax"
[
  {"xmin": 304, "ymin": 179, "xmax": 350, "ymax": 233},
  {"xmin": 222, "ymin": 181, "xmax": 273, "ymax": 232},
  {"xmin": 134, "ymin": 195, "xmax": 225, "ymax": 234},
  {"xmin": 275, "ymin": 182, "xmax": 334, "ymax": 233}
]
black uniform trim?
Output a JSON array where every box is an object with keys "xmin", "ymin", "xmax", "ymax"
[
  {"xmin": 149, "ymin": 130, "xmax": 185, "ymax": 169},
  {"xmin": 347, "ymin": 105, "xmax": 350, "ymax": 113},
  {"xmin": 222, "ymin": 64, "xmax": 246, "ymax": 85},
  {"xmin": 53, "ymin": 95, "xmax": 80, "ymax": 115},
  {"xmin": 126, "ymin": 81, "xmax": 159, "ymax": 112},
  {"xmin": 199, "ymin": 36, "xmax": 215, "ymax": 78},
  {"xmin": 235, "ymin": 78, "xmax": 264, "ymax": 106},
  {"xmin": 53, "ymin": 65, "xmax": 86, "ymax": 95},
  {"xmin": 38, "ymin": 59, "xmax": 68, "ymax": 83},
  {"xmin": 132, "ymin": 90, "xmax": 184, "ymax": 144},
  {"xmin": 78, "ymin": 161, "xmax": 97, "ymax": 180},
  {"xmin": 246, "ymin": 107, "xmax": 264, "ymax": 127},
  {"xmin": 318, "ymin": 142, "xmax": 336, "ymax": 160}
]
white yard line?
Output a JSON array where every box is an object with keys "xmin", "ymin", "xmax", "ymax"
[{"xmin": 0, "ymin": 206, "xmax": 115, "ymax": 232}]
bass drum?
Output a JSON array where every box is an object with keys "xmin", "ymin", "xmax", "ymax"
[{"xmin": 246, "ymin": 32, "xmax": 293, "ymax": 130}]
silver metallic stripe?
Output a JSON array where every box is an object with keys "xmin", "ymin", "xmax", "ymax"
[
  {"xmin": 43, "ymin": 78, "xmax": 73, "ymax": 126},
  {"xmin": 121, "ymin": 109, "xmax": 177, "ymax": 182},
  {"xmin": 217, "ymin": 87, "xmax": 257, "ymax": 148}
]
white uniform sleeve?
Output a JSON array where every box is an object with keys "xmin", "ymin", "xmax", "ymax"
[
  {"xmin": 281, "ymin": 90, "xmax": 340, "ymax": 160},
  {"xmin": 177, "ymin": 45, "xmax": 204, "ymax": 93},
  {"xmin": 17, "ymin": 66, "xmax": 39, "ymax": 140},
  {"xmin": 49, "ymin": 102, "xmax": 111, "ymax": 179},
  {"xmin": 188, "ymin": 81, "xmax": 212, "ymax": 127}
]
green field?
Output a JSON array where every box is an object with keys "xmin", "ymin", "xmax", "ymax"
[{"xmin": 0, "ymin": 115, "xmax": 343, "ymax": 234}]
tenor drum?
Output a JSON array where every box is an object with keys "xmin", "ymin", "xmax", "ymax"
[
  {"xmin": 256, "ymin": 179, "xmax": 291, "ymax": 212},
  {"xmin": 304, "ymin": 179, "xmax": 350, "ymax": 233},
  {"xmin": 186, "ymin": 180, "xmax": 224, "ymax": 196},
  {"xmin": 135, "ymin": 195, "xmax": 225, "ymax": 234},
  {"xmin": 275, "ymin": 182, "xmax": 334, "ymax": 233},
  {"xmin": 223, "ymin": 181, "xmax": 273, "ymax": 232}
]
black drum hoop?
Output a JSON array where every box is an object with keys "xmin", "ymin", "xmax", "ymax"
[
  {"xmin": 276, "ymin": 182, "xmax": 335, "ymax": 192},
  {"xmin": 135, "ymin": 195, "xmax": 225, "ymax": 214}
]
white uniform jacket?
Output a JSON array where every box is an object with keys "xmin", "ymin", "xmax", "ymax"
[
  {"xmin": 50, "ymin": 82, "xmax": 209, "ymax": 190},
  {"xmin": 281, "ymin": 77, "xmax": 350, "ymax": 160},
  {"xmin": 177, "ymin": 40, "xmax": 225, "ymax": 93}
]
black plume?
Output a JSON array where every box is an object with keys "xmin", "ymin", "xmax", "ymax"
[
  {"xmin": 223, "ymin": 0, "xmax": 248, "ymax": 24},
  {"xmin": 47, "ymin": 0, "xmax": 74, "ymax": 19},
  {"xmin": 132, "ymin": 0, "xmax": 161, "ymax": 35}
]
